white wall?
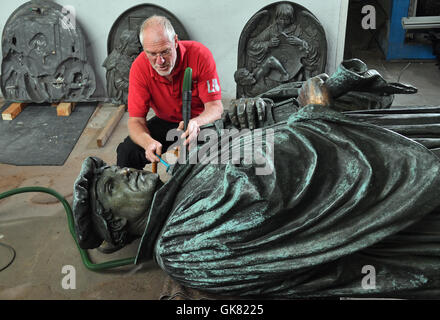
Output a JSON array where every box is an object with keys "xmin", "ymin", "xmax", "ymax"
[{"xmin": 0, "ymin": 0, "xmax": 348, "ymax": 100}]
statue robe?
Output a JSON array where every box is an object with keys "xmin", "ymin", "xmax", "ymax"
[{"xmin": 135, "ymin": 105, "xmax": 440, "ymax": 298}]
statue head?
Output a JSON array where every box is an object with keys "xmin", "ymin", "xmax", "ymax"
[
  {"xmin": 117, "ymin": 30, "xmax": 141, "ymax": 56},
  {"xmin": 29, "ymin": 33, "xmax": 48, "ymax": 55},
  {"xmin": 234, "ymin": 68, "xmax": 256, "ymax": 86},
  {"xmin": 275, "ymin": 3, "xmax": 295, "ymax": 28},
  {"xmin": 72, "ymin": 157, "xmax": 162, "ymax": 250}
]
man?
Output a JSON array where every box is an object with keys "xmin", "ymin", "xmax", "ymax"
[
  {"xmin": 73, "ymin": 72, "xmax": 440, "ymax": 299},
  {"xmin": 117, "ymin": 15, "xmax": 223, "ymax": 170}
]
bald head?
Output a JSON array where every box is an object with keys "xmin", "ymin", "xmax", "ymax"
[{"xmin": 139, "ymin": 15, "xmax": 176, "ymax": 47}]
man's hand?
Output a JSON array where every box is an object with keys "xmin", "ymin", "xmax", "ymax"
[
  {"xmin": 297, "ymin": 74, "xmax": 332, "ymax": 107},
  {"xmin": 144, "ymin": 136, "xmax": 162, "ymax": 163},
  {"xmin": 128, "ymin": 117, "xmax": 162, "ymax": 163},
  {"xmin": 176, "ymin": 100, "xmax": 223, "ymax": 149},
  {"xmin": 177, "ymin": 119, "xmax": 200, "ymax": 148}
]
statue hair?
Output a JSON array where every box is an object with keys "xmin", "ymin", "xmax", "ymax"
[{"xmin": 275, "ymin": 3, "xmax": 295, "ymax": 19}]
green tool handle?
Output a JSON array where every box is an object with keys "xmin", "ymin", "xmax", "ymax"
[
  {"xmin": 0, "ymin": 186, "xmax": 135, "ymax": 271},
  {"xmin": 182, "ymin": 67, "xmax": 193, "ymax": 131}
]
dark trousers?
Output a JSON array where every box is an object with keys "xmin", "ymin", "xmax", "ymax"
[{"xmin": 116, "ymin": 117, "xmax": 179, "ymax": 170}]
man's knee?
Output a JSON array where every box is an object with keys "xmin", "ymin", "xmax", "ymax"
[
  {"xmin": 116, "ymin": 138, "xmax": 132, "ymax": 159},
  {"xmin": 116, "ymin": 137, "xmax": 147, "ymax": 169}
]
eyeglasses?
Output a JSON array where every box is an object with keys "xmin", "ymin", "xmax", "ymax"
[{"xmin": 145, "ymin": 48, "xmax": 173, "ymax": 59}]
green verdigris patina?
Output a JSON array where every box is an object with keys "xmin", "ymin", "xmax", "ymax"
[
  {"xmin": 73, "ymin": 62, "xmax": 440, "ymax": 299},
  {"xmin": 137, "ymin": 105, "xmax": 440, "ymax": 298}
]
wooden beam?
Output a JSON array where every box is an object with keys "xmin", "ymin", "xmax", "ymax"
[
  {"xmin": 97, "ymin": 104, "xmax": 126, "ymax": 148},
  {"xmin": 57, "ymin": 102, "xmax": 76, "ymax": 116},
  {"xmin": 2, "ymin": 103, "xmax": 27, "ymax": 120}
]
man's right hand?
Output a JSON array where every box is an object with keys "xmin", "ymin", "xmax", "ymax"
[
  {"xmin": 128, "ymin": 117, "xmax": 162, "ymax": 163},
  {"xmin": 144, "ymin": 136, "xmax": 162, "ymax": 163}
]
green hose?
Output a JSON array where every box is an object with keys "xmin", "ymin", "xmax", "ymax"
[{"xmin": 0, "ymin": 186, "xmax": 135, "ymax": 271}]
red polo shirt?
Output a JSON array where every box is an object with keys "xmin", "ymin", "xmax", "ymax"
[{"xmin": 128, "ymin": 40, "xmax": 222, "ymax": 122}]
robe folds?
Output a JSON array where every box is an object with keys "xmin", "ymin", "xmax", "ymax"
[{"xmin": 135, "ymin": 105, "xmax": 440, "ymax": 298}]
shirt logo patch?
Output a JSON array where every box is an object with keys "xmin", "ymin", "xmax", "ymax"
[{"xmin": 207, "ymin": 79, "xmax": 220, "ymax": 93}]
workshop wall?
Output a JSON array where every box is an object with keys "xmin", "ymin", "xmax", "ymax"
[{"xmin": 0, "ymin": 0, "xmax": 348, "ymax": 101}]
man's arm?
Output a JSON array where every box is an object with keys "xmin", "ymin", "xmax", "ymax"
[
  {"xmin": 178, "ymin": 99, "xmax": 223, "ymax": 146},
  {"xmin": 128, "ymin": 117, "xmax": 162, "ymax": 163}
]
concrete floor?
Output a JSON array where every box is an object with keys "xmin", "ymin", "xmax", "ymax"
[
  {"xmin": 0, "ymin": 51, "xmax": 439, "ymax": 300},
  {"xmin": 0, "ymin": 104, "xmax": 170, "ymax": 299}
]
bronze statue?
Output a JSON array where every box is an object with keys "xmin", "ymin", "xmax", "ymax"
[
  {"xmin": 73, "ymin": 62, "xmax": 440, "ymax": 299},
  {"xmin": 102, "ymin": 30, "xmax": 142, "ymax": 105}
]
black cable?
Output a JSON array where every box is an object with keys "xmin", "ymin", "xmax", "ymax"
[{"xmin": 0, "ymin": 242, "xmax": 16, "ymax": 272}]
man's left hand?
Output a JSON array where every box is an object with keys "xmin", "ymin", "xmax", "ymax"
[{"xmin": 178, "ymin": 119, "xmax": 200, "ymax": 148}]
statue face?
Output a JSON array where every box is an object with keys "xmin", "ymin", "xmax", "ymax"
[
  {"xmin": 95, "ymin": 166, "xmax": 160, "ymax": 231},
  {"xmin": 119, "ymin": 31, "xmax": 142, "ymax": 56},
  {"xmin": 277, "ymin": 15, "xmax": 293, "ymax": 28},
  {"xmin": 125, "ymin": 40, "xmax": 142, "ymax": 56},
  {"xmin": 275, "ymin": 4, "xmax": 295, "ymax": 28},
  {"xmin": 235, "ymin": 68, "xmax": 256, "ymax": 86}
]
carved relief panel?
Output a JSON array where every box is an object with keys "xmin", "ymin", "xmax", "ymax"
[
  {"xmin": 1, "ymin": 0, "xmax": 96, "ymax": 103},
  {"xmin": 235, "ymin": 1, "xmax": 327, "ymax": 98}
]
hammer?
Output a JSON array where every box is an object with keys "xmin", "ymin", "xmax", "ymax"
[
  {"xmin": 182, "ymin": 67, "xmax": 193, "ymax": 132},
  {"xmin": 181, "ymin": 67, "xmax": 192, "ymax": 161},
  {"xmin": 152, "ymin": 67, "xmax": 193, "ymax": 174}
]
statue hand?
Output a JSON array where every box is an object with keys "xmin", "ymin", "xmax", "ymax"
[
  {"xmin": 223, "ymin": 97, "xmax": 268, "ymax": 130},
  {"xmin": 115, "ymin": 79, "xmax": 128, "ymax": 90},
  {"xmin": 286, "ymin": 36, "xmax": 301, "ymax": 46},
  {"xmin": 297, "ymin": 74, "xmax": 332, "ymax": 107},
  {"xmin": 269, "ymin": 36, "xmax": 280, "ymax": 48},
  {"xmin": 287, "ymin": 36, "xmax": 308, "ymax": 50}
]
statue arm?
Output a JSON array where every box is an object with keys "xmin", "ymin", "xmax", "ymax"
[
  {"xmin": 223, "ymin": 73, "xmax": 329, "ymax": 129},
  {"xmin": 248, "ymin": 26, "xmax": 278, "ymax": 63}
]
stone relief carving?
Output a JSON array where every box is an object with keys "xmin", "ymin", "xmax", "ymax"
[
  {"xmin": 235, "ymin": 2, "xmax": 327, "ymax": 98},
  {"xmin": 1, "ymin": 0, "xmax": 96, "ymax": 103},
  {"xmin": 102, "ymin": 30, "xmax": 141, "ymax": 105}
]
